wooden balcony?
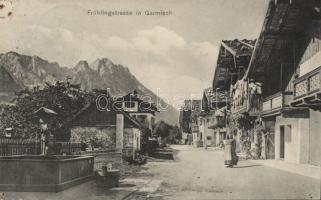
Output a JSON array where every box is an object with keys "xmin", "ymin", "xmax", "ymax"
[
  {"xmin": 231, "ymin": 98, "xmax": 247, "ymax": 115},
  {"xmin": 291, "ymin": 66, "xmax": 321, "ymax": 107},
  {"xmin": 231, "ymin": 94, "xmax": 260, "ymax": 116},
  {"xmin": 261, "ymin": 91, "xmax": 293, "ymax": 117}
]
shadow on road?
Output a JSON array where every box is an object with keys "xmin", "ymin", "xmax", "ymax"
[{"xmin": 232, "ymin": 164, "xmax": 262, "ymax": 168}]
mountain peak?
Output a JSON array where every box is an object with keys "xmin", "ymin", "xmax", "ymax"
[
  {"xmin": 100, "ymin": 58, "xmax": 114, "ymax": 65},
  {"xmin": 74, "ymin": 60, "xmax": 91, "ymax": 72},
  {"xmin": 90, "ymin": 58, "xmax": 114, "ymax": 72},
  {"xmin": 5, "ymin": 51, "xmax": 21, "ymax": 57}
]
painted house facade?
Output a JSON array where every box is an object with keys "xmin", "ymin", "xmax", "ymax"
[
  {"xmin": 180, "ymin": 99, "xmax": 204, "ymax": 147},
  {"xmin": 245, "ymin": 0, "xmax": 321, "ymax": 166},
  {"xmin": 212, "ymin": 39, "xmax": 256, "ymax": 152},
  {"xmin": 180, "ymin": 89, "xmax": 229, "ymax": 148},
  {"xmin": 212, "ymin": 0, "xmax": 321, "ymax": 166},
  {"xmin": 116, "ymin": 91, "xmax": 158, "ymax": 133},
  {"xmin": 68, "ymin": 102, "xmax": 142, "ymax": 156},
  {"xmin": 202, "ymin": 87, "xmax": 229, "ymax": 148},
  {"xmin": 198, "ymin": 112, "xmax": 216, "ymax": 148},
  {"xmin": 179, "ymin": 106, "xmax": 192, "ymax": 144}
]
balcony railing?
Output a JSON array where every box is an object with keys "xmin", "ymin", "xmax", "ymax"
[
  {"xmin": 230, "ymin": 79, "xmax": 262, "ymax": 116},
  {"xmin": 293, "ymin": 66, "xmax": 321, "ymax": 100},
  {"xmin": 261, "ymin": 92, "xmax": 293, "ymax": 115},
  {"xmin": 231, "ymin": 94, "xmax": 260, "ymax": 116},
  {"xmin": 231, "ymin": 97, "xmax": 248, "ymax": 114}
]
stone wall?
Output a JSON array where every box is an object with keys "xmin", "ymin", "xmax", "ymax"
[
  {"xmin": 308, "ymin": 109, "xmax": 321, "ymax": 166},
  {"xmin": 275, "ymin": 116, "xmax": 309, "ymax": 164},
  {"xmin": 81, "ymin": 150, "xmax": 122, "ymax": 170},
  {"xmin": 275, "ymin": 109, "xmax": 321, "ymax": 166},
  {"xmin": 0, "ymin": 155, "xmax": 94, "ymax": 192}
]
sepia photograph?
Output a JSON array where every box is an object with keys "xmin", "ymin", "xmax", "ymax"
[{"xmin": 0, "ymin": 0, "xmax": 320, "ymax": 199}]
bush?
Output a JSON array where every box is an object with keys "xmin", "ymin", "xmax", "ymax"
[{"xmin": 124, "ymin": 153, "xmax": 147, "ymax": 165}]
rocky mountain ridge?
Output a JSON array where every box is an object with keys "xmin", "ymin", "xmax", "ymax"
[{"xmin": 0, "ymin": 51, "xmax": 178, "ymax": 124}]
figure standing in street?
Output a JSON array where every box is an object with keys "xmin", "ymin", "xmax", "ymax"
[{"xmin": 224, "ymin": 135, "xmax": 238, "ymax": 168}]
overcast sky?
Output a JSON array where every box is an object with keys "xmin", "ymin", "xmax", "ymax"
[{"xmin": 0, "ymin": 0, "xmax": 268, "ymax": 104}]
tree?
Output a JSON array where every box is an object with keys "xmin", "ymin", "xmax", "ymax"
[
  {"xmin": 153, "ymin": 121, "xmax": 172, "ymax": 139},
  {"xmin": 173, "ymin": 125, "xmax": 182, "ymax": 140},
  {"xmin": 153, "ymin": 121, "xmax": 182, "ymax": 144},
  {"xmin": 166, "ymin": 125, "xmax": 182, "ymax": 144},
  {"xmin": 140, "ymin": 127, "xmax": 152, "ymax": 154},
  {"xmin": 0, "ymin": 81, "xmax": 92, "ymax": 140},
  {"xmin": 179, "ymin": 109, "xmax": 191, "ymax": 133}
]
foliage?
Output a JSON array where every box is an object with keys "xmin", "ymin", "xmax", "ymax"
[
  {"xmin": 179, "ymin": 109, "xmax": 191, "ymax": 133},
  {"xmin": 139, "ymin": 127, "xmax": 152, "ymax": 154},
  {"xmin": 235, "ymin": 113, "xmax": 254, "ymax": 131},
  {"xmin": 70, "ymin": 127, "xmax": 115, "ymax": 149},
  {"xmin": 166, "ymin": 125, "xmax": 182, "ymax": 144},
  {"xmin": 153, "ymin": 121, "xmax": 182, "ymax": 144},
  {"xmin": 124, "ymin": 153, "xmax": 147, "ymax": 165},
  {"xmin": 153, "ymin": 121, "xmax": 172, "ymax": 139},
  {"xmin": 0, "ymin": 81, "xmax": 92, "ymax": 139}
]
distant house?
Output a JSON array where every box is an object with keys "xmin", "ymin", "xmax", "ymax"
[
  {"xmin": 190, "ymin": 114, "xmax": 201, "ymax": 147},
  {"xmin": 187, "ymin": 100, "xmax": 203, "ymax": 147},
  {"xmin": 63, "ymin": 101, "xmax": 142, "ymax": 155},
  {"xmin": 180, "ymin": 99, "xmax": 210, "ymax": 147},
  {"xmin": 178, "ymin": 107, "xmax": 192, "ymax": 144},
  {"xmin": 197, "ymin": 111, "xmax": 215, "ymax": 148},
  {"xmin": 116, "ymin": 91, "xmax": 158, "ymax": 133},
  {"xmin": 201, "ymin": 87, "xmax": 229, "ymax": 148},
  {"xmin": 184, "ymin": 99, "xmax": 203, "ymax": 111}
]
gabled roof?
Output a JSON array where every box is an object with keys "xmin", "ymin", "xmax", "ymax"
[
  {"xmin": 62, "ymin": 98, "xmax": 143, "ymax": 129},
  {"xmin": 116, "ymin": 90, "xmax": 158, "ymax": 113},
  {"xmin": 34, "ymin": 107, "xmax": 58, "ymax": 122},
  {"xmin": 245, "ymin": 0, "xmax": 320, "ymax": 82},
  {"xmin": 213, "ymin": 39, "xmax": 255, "ymax": 91},
  {"xmin": 35, "ymin": 107, "xmax": 58, "ymax": 115},
  {"xmin": 202, "ymin": 87, "xmax": 229, "ymax": 112},
  {"xmin": 221, "ymin": 39, "xmax": 255, "ymax": 57},
  {"xmin": 203, "ymin": 87, "xmax": 228, "ymax": 103}
]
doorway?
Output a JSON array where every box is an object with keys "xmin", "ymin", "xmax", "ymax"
[{"xmin": 280, "ymin": 126, "xmax": 285, "ymax": 159}]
